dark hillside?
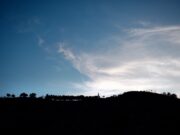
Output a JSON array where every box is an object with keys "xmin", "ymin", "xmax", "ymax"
[{"xmin": 0, "ymin": 91, "xmax": 179, "ymax": 135}]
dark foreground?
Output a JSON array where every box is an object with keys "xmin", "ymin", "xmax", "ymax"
[{"xmin": 0, "ymin": 91, "xmax": 180, "ymax": 135}]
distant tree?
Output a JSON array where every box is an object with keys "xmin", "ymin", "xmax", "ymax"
[
  {"xmin": 162, "ymin": 92, "xmax": 177, "ymax": 98},
  {"xmin": 29, "ymin": 93, "xmax": 36, "ymax": 98},
  {"xmin": 45, "ymin": 94, "xmax": 49, "ymax": 100},
  {"xmin": 45, "ymin": 94, "xmax": 52, "ymax": 100},
  {"xmin": 171, "ymin": 93, "xmax": 177, "ymax": 98},
  {"xmin": 98, "ymin": 93, "xmax": 100, "ymax": 98},
  {"xmin": 6, "ymin": 93, "xmax": 11, "ymax": 98},
  {"xmin": 20, "ymin": 92, "xmax": 28, "ymax": 98},
  {"xmin": 12, "ymin": 94, "xmax": 15, "ymax": 98},
  {"xmin": 167, "ymin": 92, "xmax": 171, "ymax": 96}
]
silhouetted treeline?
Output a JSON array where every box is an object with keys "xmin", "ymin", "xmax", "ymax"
[
  {"xmin": 1, "ymin": 91, "xmax": 178, "ymax": 101},
  {"xmin": 0, "ymin": 91, "xmax": 180, "ymax": 135}
]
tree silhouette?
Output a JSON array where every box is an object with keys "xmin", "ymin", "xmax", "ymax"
[
  {"xmin": 12, "ymin": 94, "xmax": 15, "ymax": 98},
  {"xmin": 6, "ymin": 93, "xmax": 11, "ymax": 98},
  {"xmin": 20, "ymin": 92, "xmax": 28, "ymax": 98},
  {"xmin": 162, "ymin": 92, "xmax": 177, "ymax": 98},
  {"xmin": 29, "ymin": 93, "xmax": 36, "ymax": 98},
  {"xmin": 171, "ymin": 93, "xmax": 177, "ymax": 98}
]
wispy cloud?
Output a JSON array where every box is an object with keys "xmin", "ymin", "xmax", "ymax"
[
  {"xmin": 37, "ymin": 36, "xmax": 53, "ymax": 53},
  {"xmin": 17, "ymin": 17, "xmax": 41, "ymax": 33},
  {"xmin": 58, "ymin": 24, "xmax": 180, "ymax": 96},
  {"xmin": 37, "ymin": 36, "xmax": 45, "ymax": 47},
  {"xmin": 128, "ymin": 25, "xmax": 180, "ymax": 37},
  {"xmin": 137, "ymin": 21, "xmax": 151, "ymax": 27}
]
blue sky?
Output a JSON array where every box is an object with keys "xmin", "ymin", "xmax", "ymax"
[{"xmin": 1, "ymin": 0, "xmax": 180, "ymax": 96}]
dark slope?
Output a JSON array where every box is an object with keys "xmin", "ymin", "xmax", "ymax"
[{"xmin": 0, "ymin": 91, "xmax": 180, "ymax": 135}]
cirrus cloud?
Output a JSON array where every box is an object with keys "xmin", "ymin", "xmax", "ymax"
[{"xmin": 58, "ymin": 24, "xmax": 180, "ymax": 96}]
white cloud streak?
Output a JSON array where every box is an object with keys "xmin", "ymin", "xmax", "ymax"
[
  {"xmin": 58, "ymin": 24, "xmax": 180, "ymax": 96},
  {"xmin": 37, "ymin": 36, "xmax": 45, "ymax": 47},
  {"xmin": 37, "ymin": 36, "xmax": 53, "ymax": 53}
]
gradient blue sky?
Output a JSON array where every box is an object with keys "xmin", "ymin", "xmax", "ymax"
[{"xmin": 1, "ymin": 0, "xmax": 180, "ymax": 96}]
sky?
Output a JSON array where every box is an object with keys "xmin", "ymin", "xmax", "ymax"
[{"xmin": 1, "ymin": 0, "xmax": 180, "ymax": 96}]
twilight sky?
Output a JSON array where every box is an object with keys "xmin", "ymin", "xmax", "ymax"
[{"xmin": 1, "ymin": 0, "xmax": 180, "ymax": 96}]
